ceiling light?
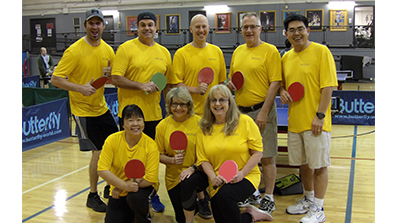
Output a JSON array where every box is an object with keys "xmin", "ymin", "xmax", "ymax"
[{"xmin": 328, "ymin": 1, "xmax": 356, "ymax": 9}]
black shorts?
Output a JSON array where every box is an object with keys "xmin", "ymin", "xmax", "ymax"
[{"xmin": 74, "ymin": 110, "xmax": 119, "ymax": 151}]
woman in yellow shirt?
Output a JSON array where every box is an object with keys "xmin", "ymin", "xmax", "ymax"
[
  {"xmin": 98, "ymin": 104, "xmax": 160, "ymax": 223},
  {"xmin": 156, "ymin": 87, "xmax": 211, "ymax": 223},
  {"xmin": 197, "ymin": 85, "xmax": 272, "ymax": 222}
]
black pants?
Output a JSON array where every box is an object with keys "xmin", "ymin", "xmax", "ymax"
[
  {"xmin": 180, "ymin": 171, "xmax": 209, "ymax": 211},
  {"xmin": 210, "ymin": 179, "xmax": 255, "ymax": 223},
  {"xmin": 105, "ymin": 186, "xmax": 156, "ymax": 223},
  {"xmin": 167, "ymin": 171, "xmax": 209, "ymax": 223}
]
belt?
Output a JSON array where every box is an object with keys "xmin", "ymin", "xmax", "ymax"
[{"xmin": 238, "ymin": 102, "xmax": 264, "ymax": 113}]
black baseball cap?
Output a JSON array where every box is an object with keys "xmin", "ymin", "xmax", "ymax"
[
  {"xmin": 137, "ymin": 11, "xmax": 156, "ymax": 24},
  {"xmin": 85, "ymin": 8, "xmax": 104, "ymax": 21}
]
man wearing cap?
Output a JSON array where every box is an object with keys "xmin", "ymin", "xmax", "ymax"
[
  {"xmin": 111, "ymin": 11, "xmax": 172, "ymax": 138},
  {"xmin": 51, "ymin": 8, "xmax": 118, "ymax": 212}
]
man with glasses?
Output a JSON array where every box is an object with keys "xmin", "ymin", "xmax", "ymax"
[
  {"xmin": 111, "ymin": 11, "xmax": 172, "ymax": 212},
  {"xmin": 170, "ymin": 14, "xmax": 226, "ymax": 116},
  {"xmin": 279, "ymin": 14, "xmax": 337, "ymax": 223},
  {"xmin": 227, "ymin": 12, "xmax": 281, "ymax": 220}
]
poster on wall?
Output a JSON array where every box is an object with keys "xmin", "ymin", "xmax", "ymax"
[
  {"xmin": 126, "ymin": 16, "xmax": 138, "ymax": 36},
  {"xmin": 215, "ymin": 12, "xmax": 231, "ymax": 33},
  {"xmin": 165, "ymin": 14, "xmax": 180, "ymax": 35},
  {"xmin": 306, "ymin": 9, "xmax": 323, "ymax": 31},
  {"xmin": 259, "ymin": 10, "xmax": 276, "ymax": 32},
  {"xmin": 330, "ymin": 9, "xmax": 348, "ymax": 31}
]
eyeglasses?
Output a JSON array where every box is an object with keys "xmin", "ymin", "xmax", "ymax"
[
  {"xmin": 287, "ymin": 27, "xmax": 306, "ymax": 34},
  {"xmin": 171, "ymin": 102, "xmax": 188, "ymax": 108},
  {"xmin": 241, "ymin": 25, "xmax": 261, "ymax": 30},
  {"xmin": 210, "ymin": 98, "xmax": 229, "ymax": 104}
]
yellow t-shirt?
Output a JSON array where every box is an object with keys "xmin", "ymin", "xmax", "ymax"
[
  {"xmin": 229, "ymin": 42, "xmax": 282, "ymax": 107},
  {"xmin": 282, "ymin": 42, "xmax": 338, "ymax": 132},
  {"xmin": 112, "ymin": 38, "xmax": 173, "ymax": 121},
  {"xmin": 98, "ymin": 131, "xmax": 160, "ymax": 197},
  {"xmin": 196, "ymin": 114, "xmax": 263, "ymax": 198},
  {"xmin": 170, "ymin": 43, "xmax": 227, "ymax": 115},
  {"xmin": 155, "ymin": 114, "xmax": 201, "ymax": 190},
  {"xmin": 52, "ymin": 37, "xmax": 114, "ymax": 117}
]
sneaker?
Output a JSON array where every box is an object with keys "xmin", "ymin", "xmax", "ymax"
[
  {"xmin": 300, "ymin": 204, "xmax": 326, "ymax": 223},
  {"xmin": 151, "ymin": 194, "xmax": 165, "ymax": 213},
  {"xmin": 238, "ymin": 194, "xmax": 262, "ymax": 207},
  {"xmin": 245, "ymin": 205, "xmax": 273, "ymax": 222},
  {"xmin": 198, "ymin": 199, "xmax": 213, "ymax": 219},
  {"xmin": 86, "ymin": 193, "xmax": 107, "ymax": 212},
  {"xmin": 258, "ymin": 196, "xmax": 276, "ymax": 214},
  {"xmin": 103, "ymin": 185, "xmax": 110, "ymax": 198},
  {"xmin": 286, "ymin": 196, "xmax": 313, "ymax": 215}
]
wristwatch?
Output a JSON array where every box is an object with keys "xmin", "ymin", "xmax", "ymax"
[
  {"xmin": 316, "ymin": 112, "xmax": 325, "ymax": 119},
  {"xmin": 190, "ymin": 164, "xmax": 197, "ymax": 172}
]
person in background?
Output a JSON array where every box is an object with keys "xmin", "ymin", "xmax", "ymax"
[
  {"xmin": 51, "ymin": 8, "xmax": 118, "ymax": 212},
  {"xmin": 227, "ymin": 12, "xmax": 281, "ymax": 219},
  {"xmin": 279, "ymin": 39, "xmax": 292, "ymax": 57},
  {"xmin": 98, "ymin": 104, "xmax": 160, "ymax": 223},
  {"xmin": 37, "ymin": 47, "xmax": 54, "ymax": 86},
  {"xmin": 111, "ymin": 11, "xmax": 172, "ymax": 212},
  {"xmin": 197, "ymin": 84, "xmax": 272, "ymax": 222},
  {"xmin": 156, "ymin": 86, "xmax": 211, "ymax": 223},
  {"xmin": 280, "ymin": 14, "xmax": 337, "ymax": 223},
  {"xmin": 170, "ymin": 14, "xmax": 226, "ymax": 116}
]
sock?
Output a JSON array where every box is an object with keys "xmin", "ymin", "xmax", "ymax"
[
  {"xmin": 304, "ymin": 190, "xmax": 315, "ymax": 202},
  {"xmin": 253, "ymin": 189, "xmax": 261, "ymax": 197},
  {"xmin": 314, "ymin": 197, "xmax": 324, "ymax": 208},
  {"xmin": 264, "ymin": 193, "xmax": 274, "ymax": 202}
]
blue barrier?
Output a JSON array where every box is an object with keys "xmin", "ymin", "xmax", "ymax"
[
  {"xmin": 22, "ymin": 98, "xmax": 70, "ymax": 151},
  {"xmin": 332, "ymin": 91, "xmax": 375, "ymax": 125},
  {"xmin": 22, "ymin": 76, "xmax": 40, "ymax": 88}
]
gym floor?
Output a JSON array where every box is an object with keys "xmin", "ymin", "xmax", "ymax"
[{"xmin": 22, "ymin": 82, "xmax": 375, "ymax": 223}]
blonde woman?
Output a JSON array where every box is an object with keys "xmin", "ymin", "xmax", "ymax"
[{"xmin": 197, "ymin": 85, "xmax": 272, "ymax": 222}]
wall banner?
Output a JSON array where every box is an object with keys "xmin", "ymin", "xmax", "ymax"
[
  {"xmin": 332, "ymin": 90, "xmax": 375, "ymax": 125},
  {"xmin": 22, "ymin": 98, "xmax": 70, "ymax": 151}
]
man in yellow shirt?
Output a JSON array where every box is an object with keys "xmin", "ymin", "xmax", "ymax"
[
  {"xmin": 280, "ymin": 14, "xmax": 337, "ymax": 223},
  {"xmin": 111, "ymin": 10, "xmax": 170, "ymax": 212},
  {"xmin": 227, "ymin": 12, "xmax": 281, "ymax": 218},
  {"xmin": 170, "ymin": 14, "xmax": 227, "ymax": 116},
  {"xmin": 51, "ymin": 8, "xmax": 119, "ymax": 212}
]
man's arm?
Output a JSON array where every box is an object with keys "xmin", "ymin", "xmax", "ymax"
[
  {"xmin": 256, "ymin": 81, "xmax": 281, "ymax": 129},
  {"xmin": 111, "ymin": 75, "xmax": 159, "ymax": 94},
  {"xmin": 51, "ymin": 75, "xmax": 95, "ymax": 96}
]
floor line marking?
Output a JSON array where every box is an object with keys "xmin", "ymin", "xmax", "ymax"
[
  {"xmin": 22, "ymin": 165, "xmax": 89, "ymax": 195},
  {"xmin": 345, "ymin": 125, "xmax": 357, "ymax": 223},
  {"xmin": 22, "ymin": 180, "xmax": 105, "ymax": 222}
]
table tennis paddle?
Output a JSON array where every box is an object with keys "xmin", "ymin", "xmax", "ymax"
[
  {"xmin": 91, "ymin": 76, "xmax": 108, "ymax": 89},
  {"xmin": 170, "ymin": 130, "xmax": 188, "ymax": 154},
  {"xmin": 146, "ymin": 72, "xmax": 167, "ymax": 95},
  {"xmin": 197, "ymin": 67, "xmax": 214, "ymax": 95},
  {"xmin": 213, "ymin": 160, "xmax": 238, "ymax": 189},
  {"xmin": 231, "ymin": 71, "xmax": 244, "ymax": 91},
  {"xmin": 288, "ymin": 82, "xmax": 305, "ymax": 102},
  {"xmin": 124, "ymin": 159, "xmax": 145, "ymax": 182}
]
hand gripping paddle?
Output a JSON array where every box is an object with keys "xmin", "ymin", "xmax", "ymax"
[
  {"xmin": 288, "ymin": 82, "xmax": 305, "ymax": 102},
  {"xmin": 197, "ymin": 67, "xmax": 214, "ymax": 95},
  {"xmin": 213, "ymin": 160, "xmax": 238, "ymax": 189},
  {"xmin": 146, "ymin": 72, "xmax": 167, "ymax": 95},
  {"xmin": 91, "ymin": 76, "xmax": 108, "ymax": 89},
  {"xmin": 124, "ymin": 159, "xmax": 145, "ymax": 182},
  {"xmin": 170, "ymin": 130, "xmax": 188, "ymax": 154},
  {"xmin": 231, "ymin": 71, "xmax": 245, "ymax": 91}
]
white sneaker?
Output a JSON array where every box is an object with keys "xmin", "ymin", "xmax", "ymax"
[
  {"xmin": 300, "ymin": 204, "xmax": 326, "ymax": 223},
  {"xmin": 286, "ymin": 196, "xmax": 313, "ymax": 215},
  {"xmin": 238, "ymin": 194, "xmax": 262, "ymax": 207}
]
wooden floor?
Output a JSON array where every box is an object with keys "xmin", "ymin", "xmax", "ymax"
[{"xmin": 22, "ymin": 82, "xmax": 375, "ymax": 223}]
